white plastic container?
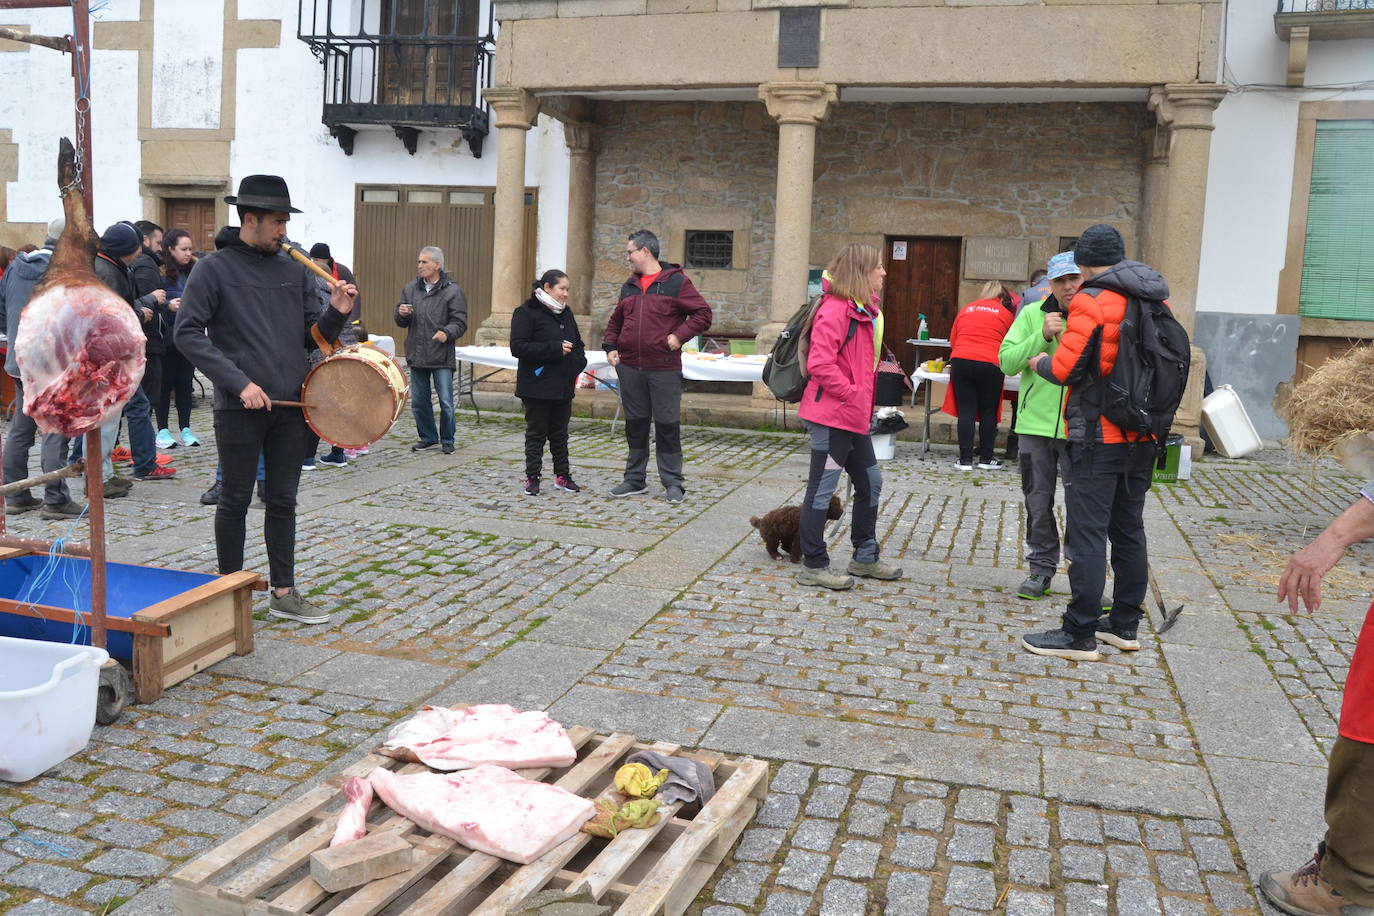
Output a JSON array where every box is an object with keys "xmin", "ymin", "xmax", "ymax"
[
  {"xmin": 1201, "ymin": 385, "xmax": 1263, "ymax": 459},
  {"xmin": 0, "ymin": 636, "xmax": 108, "ymax": 783},
  {"xmin": 872, "ymin": 433, "xmax": 897, "ymax": 460}
]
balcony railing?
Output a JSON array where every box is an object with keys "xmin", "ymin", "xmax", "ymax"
[
  {"xmin": 1277, "ymin": 0, "xmax": 1374, "ymax": 10},
  {"xmin": 298, "ymin": 0, "xmax": 494, "ymax": 157}
]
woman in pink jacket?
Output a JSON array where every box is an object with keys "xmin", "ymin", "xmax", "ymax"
[{"xmin": 795, "ymin": 243, "xmax": 905, "ymax": 590}]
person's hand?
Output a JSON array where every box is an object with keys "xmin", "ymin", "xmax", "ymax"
[
  {"xmin": 139, "ymin": 307, "xmax": 153, "ymax": 323},
  {"xmin": 397, "ymin": 303, "xmax": 413, "ymax": 318},
  {"xmin": 607, "ymin": 350, "xmax": 620, "ymax": 367},
  {"xmin": 1042, "ymin": 312, "xmax": 1063, "ymax": 340},
  {"xmin": 151, "ymin": 289, "xmax": 167, "ymax": 305},
  {"xmin": 329, "ymin": 281, "xmax": 357, "ymax": 314},
  {"xmin": 1029, "ymin": 353, "xmax": 1049, "ymax": 373},
  {"xmin": 562, "ymin": 340, "xmax": 573, "ymax": 355},
  {"xmin": 1278, "ymin": 535, "xmax": 1348, "ymax": 614},
  {"xmin": 433, "ymin": 330, "xmax": 449, "ymax": 343},
  {"xmin": 239, "ymin": 382, "xmax": 271, "ymax": 410},
  {"xmin": 168, "ymin": 297, "xmax": 181, "ymax": 312},
  {"xmin": 667, "ymin": 334, "xmax": 681, "ymax": 351}
]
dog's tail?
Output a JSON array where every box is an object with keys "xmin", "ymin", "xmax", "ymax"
[{"xmin": 749, "ymin": 516, "xmax": 762, "ymax": 530}]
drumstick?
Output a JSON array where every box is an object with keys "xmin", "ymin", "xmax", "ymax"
[
  {"xmin": 280, "ymin": 238, "xmax": 344, "ymax": 289},
  {"xmin": 271, "ymin": 400, "xmax": 318, "ymax": 409}
]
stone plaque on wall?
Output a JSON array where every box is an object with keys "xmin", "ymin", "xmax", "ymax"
[
  {"xmin": 778, "ymin": 8, "xmax": 820, "ymax": 68},
  {"xmin": 964, "ymin": 238, "xmax": 1030, "ymax": 281}
]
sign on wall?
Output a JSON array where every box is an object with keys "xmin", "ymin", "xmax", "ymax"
[{"xmin": 964, "ymin": 238, "xmax": 1030, "ymax": 281}]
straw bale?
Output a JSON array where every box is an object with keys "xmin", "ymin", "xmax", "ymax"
[{"xmin": 1281, "ymin": 344, "xmax": 1374, "ymax": 455}]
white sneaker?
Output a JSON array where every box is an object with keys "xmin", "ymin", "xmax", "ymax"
[
  {"xmin": 155, "ymin": 428, "xmax": 177, "ymax": 450},
  {"xmin": 180, "ymin": 427, "xmax": 201, "ymax": 447},
  {"xmin": 955, "ymin": 462, "xmax": 973, "ymax": 471}
]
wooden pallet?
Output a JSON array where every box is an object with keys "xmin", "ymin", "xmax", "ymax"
[{"xmin": 170, "ymin": 726, "xmax": 768, "ymax": 915}]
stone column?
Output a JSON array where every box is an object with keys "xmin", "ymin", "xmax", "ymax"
[
  {"xmin": 755, "ymin": 82, "xmax": 838, "ymax": 356},
  {"xmin": 477, "ymin": 87, "xmax": 539, "ymax": 345},
  {"xmin": 1138, "ymin": 126, "xmax": 1170, "ymax": 270},
  {"xmin": 563, "ymin": 119, "xmax": 598, "ymax": 343},
  {"xmin": 1147, "ymin": 83, "xmax": 1226, "ymax": 451}
]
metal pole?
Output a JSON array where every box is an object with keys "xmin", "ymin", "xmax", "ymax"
[
  {"xmin": 0, "ymin": 1, "xmax": 71, "ymax": 8},
  {"xmin": 84, "ymin": 426, "xmax": 106, "ymax": 649}
]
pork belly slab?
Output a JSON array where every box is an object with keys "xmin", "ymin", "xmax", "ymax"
[
  {"xmin": 382, "ymin": 704, "xmax": 576, "ymax": 771},
  {"xmin": 367, "ymin": 765, "xmax": 594, "ymax": 864}
]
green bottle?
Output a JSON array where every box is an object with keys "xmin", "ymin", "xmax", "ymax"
[{"xmin": 918, "ymin": 314, "xmax": 930, "ymax": 340}]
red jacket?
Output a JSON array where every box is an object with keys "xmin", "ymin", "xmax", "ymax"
[
  {"xmin": 797, "ymin": 293, "xmax": 878, "ymax": 435},
  {"xmin": 949, "ymin": 298, "xmax": 1014, "ymax": 365},
  {"xmin": 602, "ymin": 264, "xmax": 712, "ymax": 371}
]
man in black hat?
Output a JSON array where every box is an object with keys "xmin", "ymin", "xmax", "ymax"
[{"xmin": 176, "ymin": 175, "xmax": 356, "ymax": 625}]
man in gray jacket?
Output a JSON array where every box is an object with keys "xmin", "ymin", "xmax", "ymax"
[
  {"xmin": 395, "ymin": 246, "xmax": 467, "ymax": 454},
  {"xmin": 0, "ymin": 218, "xmax": 81, "ymax": 519}
]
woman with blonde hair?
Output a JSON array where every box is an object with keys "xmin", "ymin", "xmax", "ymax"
[
  {"xmin": 945, "ymin": 280, "xmax": 1015, "ymax": 470},
  {"xmin": 794, "ymin": 243, "xmax": 904, "ymax": 590}
]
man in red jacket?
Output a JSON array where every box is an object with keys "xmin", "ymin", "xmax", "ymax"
[
  {"xmin": 603, "ymin": 230, "xmax": 713, "ymax": 503},
  {"xmin": 1021, "ymin": 224, "xmax": 1168, "ymax": 661}
]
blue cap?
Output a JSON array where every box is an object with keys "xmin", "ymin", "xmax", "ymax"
[{"xmin": 1046, "ymin": 251, "xmax": 1080, "ymax": 280}]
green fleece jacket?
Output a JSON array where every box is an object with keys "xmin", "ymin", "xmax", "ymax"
[{"xmin": 998, "ymin": 297, "xmax": 1067, "ymax": 439}]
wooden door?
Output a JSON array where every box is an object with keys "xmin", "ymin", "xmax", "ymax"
[
  {"xmin": 164, "ymin": 198, "xmax": 217, "ymax": 253},
  {"xmin": 881, "ymin": 236, "xmax": 961, "ymax": 371}
]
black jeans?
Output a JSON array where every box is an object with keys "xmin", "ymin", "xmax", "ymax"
[
  {"xmin": 522, "ymin": 397, "xmax": 572, "ymax": 480},
  {"xmin": 799, "ymin": 424, "xmax": 882, "ymax": 570},
  {"xmin": 1061, "ymin": 441, "xmax": 1155, "ymax": 639},
  {"xmin": 949, "ymin": 357, "xmax": 1003, "ymax": 465},
  {"xmin": 157, "ymin": 345, "xmax": 195, "ymax": 431},
  {"xmin": 213, "ymin": 407, "xmax": 308, "ymax": 589}
]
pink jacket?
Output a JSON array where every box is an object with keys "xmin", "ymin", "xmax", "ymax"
[{"xmin": 797, "ymin": 293, "xmax": 878, "ymax": 435}]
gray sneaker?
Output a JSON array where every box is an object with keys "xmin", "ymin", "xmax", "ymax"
[
  {"xmin": 797, "ymin": 566, "xmax": 856, "ymax": 590},
  {"xmin": 268, "ymin": 588, "xmax": 331, "ymax": 625},
  {"xmin": 847, "ymin": 558, "xmax": 902, "ymax": 580},
  {"xmin": 610, "ymin": 480, "xmax": 647, "ymax": 497},
  {"xmin": 665, "ymin": 485, "xmax": 685, "ymax": 503},
  {"xmin": 1017, "ymin": 572, "xmax": 1053, "ymax": 600}
]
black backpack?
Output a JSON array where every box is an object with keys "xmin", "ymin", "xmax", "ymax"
[
  {"xmin": 762, "ymin": 295, "xmax": 857, "ymax": 403},
  {"xmin": 1100, "ymin": 295, "xmax": 1191, "ymax": 448}
]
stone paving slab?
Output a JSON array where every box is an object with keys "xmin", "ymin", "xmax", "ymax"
[
  {"xmin": 533, "ymin": 582, "xmax": 681, "ymax": 649},
  {"xmin": 546, "ymin": 684, "xmax": 723, "ymax": 746},
  {"xmin": 1040, "ymin": 747, "xmax": 1220, "ymax": 819},
  {"xmin": 288, "ymin": 650, "xmax": 457, "ymax": 702},
  {"xmin": 429, "ymin": 640, "xmax": 608, "ymax": 709}
]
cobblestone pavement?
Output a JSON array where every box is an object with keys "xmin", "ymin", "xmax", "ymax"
[{"xmin": 0, "ymin": 406, "xmax": 1365, "ymax": 914}]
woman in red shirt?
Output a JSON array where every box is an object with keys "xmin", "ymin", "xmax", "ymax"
[{"xmin": 947, "ymin": 281, "xmax": 1015, "ymax": 470}]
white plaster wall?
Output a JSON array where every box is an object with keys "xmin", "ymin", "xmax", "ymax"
[
  {"xmin": 531, "ymin": 115, "xmax": 570, "ymax": 278},
  {"xmin": 1196, "ymin": 0, "xmax": 1374, "ymax": 315},
  {"xmin": 152, "ymin": 0, "xmax": 224, "ymax": 130}
]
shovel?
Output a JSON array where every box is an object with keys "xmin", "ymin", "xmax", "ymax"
[{"xmin": 1148, "ymin": 565, "xmax": 1185, "ymax": 635}]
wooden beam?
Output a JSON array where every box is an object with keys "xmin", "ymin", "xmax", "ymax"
[{"xmin": 0, "ymin": 597, "xmax": 169, "ymax": 637}]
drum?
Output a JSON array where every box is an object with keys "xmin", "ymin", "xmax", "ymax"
[{"xmin": 299, "ymin": 344, "xmax": 408, "ymax": 449}]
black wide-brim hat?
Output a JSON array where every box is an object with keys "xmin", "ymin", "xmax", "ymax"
[{"xmin": 224, "ymin": 174, "xmax": 302, "ymax": 213}]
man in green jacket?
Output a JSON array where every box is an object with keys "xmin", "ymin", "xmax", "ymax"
[{"xmin": 998, "ymin": 252, "xmax": 1081, "ymax": 600}]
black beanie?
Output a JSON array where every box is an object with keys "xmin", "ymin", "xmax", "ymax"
[
  {"xmin": 99, "ymin": 221, "xmax": 141, "ymax": 257},
  {"xmin": 309, "ymin": 242, "xmax": 332, "ymax": 260},
  {"xmin": 1073, "ymin": 224, "xmax": 1125, "ymax": 268}
]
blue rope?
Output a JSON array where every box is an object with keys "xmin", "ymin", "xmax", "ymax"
[
  {"xmin": 0, "ymin": 814, "xmax": 75, "ymax": 857},
  {"xmin": 15, "ymin": 504, "xmax": 92, "ymax": 644}
]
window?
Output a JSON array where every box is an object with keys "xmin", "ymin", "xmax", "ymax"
[
  {"xmin": 684, "ymin": 230, "xmax": 734, "ymax": 270},
  {"xmin": 1299, "ymin": 120, "xmax": 1374, "ymax": 320},
  {"xmin": 1058, "ymin": 236, "xmax": 1079, "ymax": 254}
]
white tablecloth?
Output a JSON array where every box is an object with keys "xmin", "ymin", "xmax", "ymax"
[
  {"xmin": 912, "ymin": 367, "xmax": 1019, "ymax": 392},
  {"xmin": 453, "ymin": 346, "xmax": 766, "ymax": 383}
]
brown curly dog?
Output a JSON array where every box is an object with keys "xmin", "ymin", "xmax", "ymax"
[{"xmin": 750, "ymin": 495, "xmax": 844, "ymax": 563}]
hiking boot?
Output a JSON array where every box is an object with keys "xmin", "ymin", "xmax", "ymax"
[
  {"xmin": 103, "ymin": 479, "xmax": 130, "ymax": 499},
  {"xmin": 797, "ymin": 565, "xmax": 856, "ymax": 590},
  {"xmin": 1018, "ymin": 572, "xmax": 1053, "ymax": 600},
  {"xmin": 200, "ymin": 481, "xmax": 221, "ymax": 505},
  {"xmin": 1259, "ymin": 843, "xmax": 1374, "ymax": 916},
  {"xmin": 135, "ymin": 466, "xmax": 177, "ymax": 481},
  {"xmin": 5, "ymin": 494, "xmax": 41, "ymax": 515},
  {"xmin": 978, "ymin": 458, "xmax": 1003, "ymax": 470},
  {"xmin": 847, "ymin": 558, "xmax": 902, "ymax": 580},
  {"xmin": 106, "ymin": 474, "xmax": 133, "ymax": 491},
  {"xmin": 411, "ymin": 441, "xmax": 438, "ymax": 452},
  {"xmin": 665, "ymin": 485, "xmax": 685, "ymax": 503},
  {"xmin": 1095, "ymin": 614, "xmax": 1141, "ymax": 651},
  {"xmin": 611, "ymin": 480, "xmax": 647, "ymax": 497},
  {"xmin": 268, "ymin": 588, "xmax": 331, "ymax": 625},
  {"xmin": 1021, "ymin": 628, "xmax": 1103, "ymax": 661},
  {"xmin": 523, "ymin": 477, "xmax": 540, "ymax": 496},
  {"xmin": 554, "ymin": 475, "xmax": 581, "ymax": 493},
  {"xmin": 318, "ymin": 453, "xmax": 348, "ymax": 468},
  {"xmin": 180, "ymin": 427, "xmax": 201, "ymax": 447},
  {"xmin": 40, "ymin": 500, "xmax": 85, "ymax": 520},
  {"xmin": 155, "ymin": 428, "xmax": 177, "ymax": 449}
]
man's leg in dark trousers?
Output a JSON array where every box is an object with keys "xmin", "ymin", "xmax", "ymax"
[
  {"xmin": 1323, "ymin": 736, "xmax": 1374, "ymax": 905},
  {"xmin": 617, "ymin": 364, "xmax": 651, "ymax": 486},
  {"xmin": 215, "ymin": 409, "xmax": 269, "ymax": 578},
  {"xmin": 548, "ymin": 399, "xmax": 573, "ymax": 478},
  {"xmin": 4, "ymin": 379, "xmax": 71, "ymax": 507},
  {"xmin": 523, "ymin": 398, "xmax": 553, "ymax": 480},
  {"xmin": 1019, "ymin": 435, "xmax": 1064, "ymax": 577},
  {"xmin": 1106, "ymin": 444, "xmax": 1155, "ymax": 632},
  {"xmin": 645, "ymin": 370, "xmax": 684, "ymax": 490},
  {"xmin": 1061, "ymin": 443, "xmax": 1117, "ymax": 639},
  {"xmin": 259, "ymin": 408, "xmax": 308, "ymax": 589}
]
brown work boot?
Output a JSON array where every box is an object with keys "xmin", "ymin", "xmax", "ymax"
[{"xmin": 1259, "ymin": 844, "xmax": 1374, "ymax": 916}]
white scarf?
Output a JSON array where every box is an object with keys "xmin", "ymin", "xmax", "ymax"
[{"xmin": 535, "ymin": 288, "xmax": 566, "ymax": 314}]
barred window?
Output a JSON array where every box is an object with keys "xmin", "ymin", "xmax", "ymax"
[{"xmin": 685, "ymin": 230, "xmax": 734, "ymax": 270}]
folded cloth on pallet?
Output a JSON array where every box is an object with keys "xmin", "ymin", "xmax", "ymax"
[
  {"xmin": 381, "ymin": 704, "xmax": 577, "ymax": 771},
  {"xmin": 626, "ymin": 749, "xmax": 716, "ymax": 806},
  {"xmin": 367, "ymin": 765, "xmax": 595, "ymax": 864}
]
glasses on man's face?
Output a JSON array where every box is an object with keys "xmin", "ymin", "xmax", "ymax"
[{"xmin": 624, "ymin": 248, "xmax": 638, "ymax": 258}]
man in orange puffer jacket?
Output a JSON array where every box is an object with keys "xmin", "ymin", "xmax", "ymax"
[{"xmin": 1020, "ymin": 224, "xmax": 1171, "ymax": 661}]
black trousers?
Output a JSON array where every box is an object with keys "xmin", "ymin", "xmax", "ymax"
[
  {"xmin": 1061, "ymin": 441, "xmax": 1155, "ymax": 639},
  {"xmin": 140, "ymin": 354, "xmax": 162, "ymax": 408},
  {"xmin": 157, "ymin": 345, "xmax": 195, "ymax": 431},
  {"xmin": 213, "ymin": 407, "xmax": 308, "ymax": 589},
  {"xmin": 522, "ymin": 397, "xmax": 572, "ymax": 480},
  {"xmin": 799, "ymin": 424, "xmax": 882, "ymax": 570},
  {"xmin": 304, "ymin": 429, "xmax": 344, "ymax": 461},
  {"xmin": 949, "ymin": 357, "xmax": 1003, "ymax": 465}
]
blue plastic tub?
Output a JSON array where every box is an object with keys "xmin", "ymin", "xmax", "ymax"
[{"xmin": 0, "ymin": 555, "xmax": 216, "ymax": 661}]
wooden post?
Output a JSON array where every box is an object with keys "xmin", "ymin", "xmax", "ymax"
[{"xmin": 84, "ymin": 425, "xmax": 106, "ymax": 649}]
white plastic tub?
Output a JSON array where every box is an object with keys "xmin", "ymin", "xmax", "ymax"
[
  {"xmin": 1202, "ymin": 385, "xmax": 1263, "ymax": 459},
  {"xmin": 0, "ymin": 636, "xmax": 107, "ymax": 783},
  {"xmin": 872, "ymin": 433, "xmax": 897, "ymax": 460}
]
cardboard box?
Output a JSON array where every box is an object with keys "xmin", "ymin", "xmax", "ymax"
[{"xmin": 1152, "ymin": 442, "xmax": 1192, "ymax": 484}]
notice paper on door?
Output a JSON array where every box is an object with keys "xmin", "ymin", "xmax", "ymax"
[{"xmin": 892, "ymin": 241, "xmax": 908, "ymax": 260}]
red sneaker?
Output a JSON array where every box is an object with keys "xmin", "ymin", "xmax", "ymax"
[
  {"xmin": 155, "ymin": 454, "xmax": 173, "ymax": 466},
  {"xmin": 111, "ymin": 447, "xmax": 132, "ymax": 462},
  {"xmin": 134, "ymin": 466, "xmax": 177, "ymax": 481}
]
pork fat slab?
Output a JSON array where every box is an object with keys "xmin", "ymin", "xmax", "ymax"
[
  {"xmin": 382, "ymin": 704, "xmax": 576, "ymax": 771},
  {"xmin": 328, "ymin": 776, "xmax": 373, "ymax": 847}
]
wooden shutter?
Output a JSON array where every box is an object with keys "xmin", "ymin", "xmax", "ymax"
[{"xmin": 1299, "ymin": 120, "xmax": 1374, "ymax": 320}]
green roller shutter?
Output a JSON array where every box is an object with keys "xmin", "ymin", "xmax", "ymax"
[{"xmin": 1299, "ymin": 120, "xmax": 1374, "ymax": 320}]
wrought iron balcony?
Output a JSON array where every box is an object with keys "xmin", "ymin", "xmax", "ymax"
[
  {"xmin": 1275, "ymin": 0, "xmax": 1374, "ymax": 41},
  {"xmin": 298, "ymin": 0, "xmax": 494, "ymax": 157}
]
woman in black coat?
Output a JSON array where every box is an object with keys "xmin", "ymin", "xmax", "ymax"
[{"xmin": 510, "ymin": 269, "xmax": 587, "ymax": 496}]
